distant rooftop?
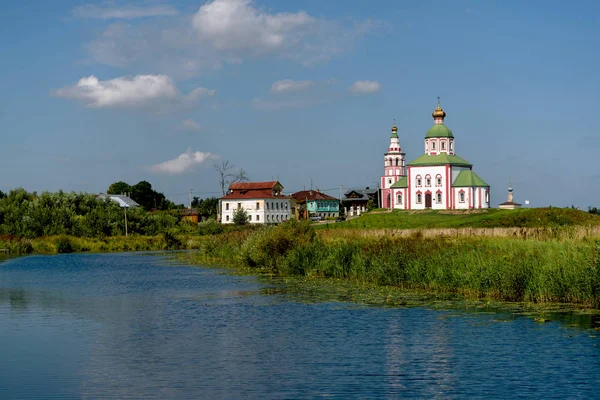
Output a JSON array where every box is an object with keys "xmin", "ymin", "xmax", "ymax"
[{"xmin": 105, "ymin": 194, "xmax": 140, "ymax": 208}]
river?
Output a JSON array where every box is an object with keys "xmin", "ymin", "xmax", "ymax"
[{"xmin": 0, "ymin": 252, "xmax": 599, "ymax": 399}]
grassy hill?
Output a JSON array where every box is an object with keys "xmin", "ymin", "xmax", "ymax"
[{"xmin": 329, "ymin": 208, "xmax": 600, "ymax": 230}]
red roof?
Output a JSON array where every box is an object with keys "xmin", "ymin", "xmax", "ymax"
[
  {"xmin": 229, "ymin": 181, "xmax": 279, "ymax": 190},
  {"xmin": 291, "ymin": 190, "xmax": 338, "ymax": 202},
  {"xmin": 221, "ymin": 190, "xmax": 291, "ymax": 200}
]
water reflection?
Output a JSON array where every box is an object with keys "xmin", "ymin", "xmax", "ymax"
[{"xmin": 0, "ymin": 253, "xmax": 599, "ymax": 399}]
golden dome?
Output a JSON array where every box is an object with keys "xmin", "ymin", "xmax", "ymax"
[
  {"xmin": 432, "ymin": 97, "xmax": 446, "ymax": 119},
  {"xmin": 391, "ymin": 124, "xmax": 398, "ymax": 133}
]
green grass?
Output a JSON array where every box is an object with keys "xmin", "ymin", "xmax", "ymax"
[
  {"xmin": 0, "ymin": 234, "xmax": 204, "ymax": 254},
  {"xmin": 330, "ymin": 207, "xmax": 600, "ymax": 230},
  {"xmin": 183, "ymin": 220, "xmax": 600, "ymax": 308}
]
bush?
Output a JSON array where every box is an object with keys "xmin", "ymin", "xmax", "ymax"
[
  {"xmin": 197, "ymin": 219, "xmax": 224, "ymax": 236},
  {"xmin": 55, "ymin": 236, "xmax": 74, "ymax": 253}
]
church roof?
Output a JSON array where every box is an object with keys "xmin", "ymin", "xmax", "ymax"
[
  {"xmin": 452, "ymin": 170, "xmax": 490, "ymax": 187},
  {"xmin": 426, "ymin": 124, "xmax": 454, "ymax": 138},
  {"xmin": 390, "ymin": 176, "xmax": 408, "ymax": 188},
  {"xmin": 408, "ymin": 153, "xmax": 472, "ymax": 167}
]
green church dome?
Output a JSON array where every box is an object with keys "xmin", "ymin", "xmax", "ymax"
[{"xmin": 426, "ymin": 124, "xmax": 454, "ymax": 138}]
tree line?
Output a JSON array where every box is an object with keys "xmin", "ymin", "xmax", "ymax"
[{"xmin": 0, "ymin": 187, "xmax": 219, "ymax": 239}]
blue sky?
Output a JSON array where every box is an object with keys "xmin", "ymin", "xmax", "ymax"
[{"xmin": 1, "ymin": 0, "xmax": 599, "ymax": 207}]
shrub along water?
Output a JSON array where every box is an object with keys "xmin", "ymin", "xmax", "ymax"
[{"xmin": 188, "ymin": 220, "xmax": 600, "ymax": 307}]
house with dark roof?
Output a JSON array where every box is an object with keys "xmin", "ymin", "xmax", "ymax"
[
  {"xmin": 381, "ymin": 99, "xmax": 490, "ymax": 210},
  {"xmin": 218, "ymin": 181, "xmax": 293, "ymax": 224},
  {"xmin": 291, "ymin": 189, "xmax": 340, "ymax": 219},
  {"xmin": 341, "ymin": 187, "xmax": 380, "ymax": 216}
]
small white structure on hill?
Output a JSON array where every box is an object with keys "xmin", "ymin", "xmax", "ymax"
[{"xmin": 498, "ymin": 182, "xmax": 522, "ymax": 209}]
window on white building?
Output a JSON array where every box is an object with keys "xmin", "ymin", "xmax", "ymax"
[
  {"xmin": 256, "ymin": 215, "xmax": 260, "ymax": 221},
  {"xmin": 256, "ymin": 202, "xmax": 260, "ymax": 210},
  {"xmin": 416, "ymin": 175, "xmax": 422, "ymax": 187},
  {"xmin": 417, "ymin": 193, "xmax": 422, "ymax": 204},
  {"xmin": 237, "ymin": 203, "xmax": 241, "ymax": 209},
  {"xmin": 441, "ymin": 142, "xmax": 445, "ymax": 150},
  {"xmin": 437, "ymin": 193, "xmax": 442, "ymax": 203},
  {"xmin": 395, "ymin": 158, "xmax": 399, "ymax": 166},
  {"xmin": 450, "ymin": 141, "xmax": 454, "ymax": 151},
  {"xmin": 226, "ymin": 203, "xmax": 229, "ymax": 210},
  {"xmin": 276, "ymin": 202, "xmax": 279, "ymax": 209},
  {"xmin": 426, "ymin": 176, "xmax": 431, "ymax": 187},
  {"xmin": 459, "ymin": 192, "xmax": 465, "ymax": 203},
  {"xmin": 432, "ymin": 142, "xmax": 436, "ymax": 150},
  {"xmin": 388, "ymin": 179, "xmax": 392, "ymax": 185},
  {"xmin": 226, "ymin": 215, "xmax": 230, "ymax": 221},
  {"xmin": 436, "ymin": 175, "xmax": 442, "ymax": 187},
  {"xmin": 397, "ymin": 194, "xmax": 402, "ymax": 204}
]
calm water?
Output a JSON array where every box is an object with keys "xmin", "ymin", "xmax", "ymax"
[{"xmin": 0, "ymin": 253, "xmax": 599, "ymax": 399}]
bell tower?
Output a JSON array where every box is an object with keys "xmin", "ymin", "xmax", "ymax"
[{"xmin": 381, "ymin": 122, "xmax": 406, "ymax": 209}]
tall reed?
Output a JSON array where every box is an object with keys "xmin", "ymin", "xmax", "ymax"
[{"xmin": 187, "ymin": 221, "xmax": 600, "ymax": 307}]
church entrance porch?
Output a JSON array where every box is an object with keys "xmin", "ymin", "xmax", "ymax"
[{"xmin": 425, "ymin": 193, "xmax": 432, "ymax": 209}]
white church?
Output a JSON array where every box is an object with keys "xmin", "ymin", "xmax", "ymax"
[{"xmin": 380, "ymin": 100, "xmax": 490, "ymax": 210}]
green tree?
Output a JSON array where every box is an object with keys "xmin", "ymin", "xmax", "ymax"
[
  {"xmin": 107, "ymin": 181, "xmax": 131, "ymax": 195},
  {"xmin": 232, "ymin": 207, "xmax": 249, "ymax": 225},
  {"xmin": 198, "ymin": 197, "xmax": 219, "ymax": 219},
  {"xmin": 366, "ymin": 199, "xmax": 376, "ymax": 211},
  {"xmin": 191, "ymin": 196, "xmax": 201, "ymax": 208}
]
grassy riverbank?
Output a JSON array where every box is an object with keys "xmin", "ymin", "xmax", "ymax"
[
  {"xmin": 327, "ymin": 207, "xmax": 600, "ymax": 230},
  {"xmin": 184, "ymin": 220, "xmax": 600, "ymax": 308},
  {"xmin": 0, "ymin": 233, "xmax": 202, "ymax": 254}
]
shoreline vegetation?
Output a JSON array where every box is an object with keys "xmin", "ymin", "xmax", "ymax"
[
  {"xmin": 182, "ymin": 209, "xmax": 600, "ymax": 308},
  {"xmin": 2, "ymin": 205, "xmax": 600, "ymax": 308}
]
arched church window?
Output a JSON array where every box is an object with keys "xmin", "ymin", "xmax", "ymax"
[
  {"xmin": 450, "ymin": 141, "xmax": 454, "ymax": 151},
  {"xmin": 459, "ymin": 191, "xmax": 465, "ymax": 203},
  {"xmin": 441, "ymin": 141, "xmax": 445, "ymax": 150},
  {"xmin": 417, "ymin": 193, "xmax": 422, "ymax": 204},
  {"xmin": 436, "ymin": 175, "xmax": 442, "ymax": 187},
  {"xmin": 425, "ymin": 175, "xmax": 431, "ymax": 187},
  {"xmin": 437, "ymin": 193, "xmax": 442, "ymax": 203},
  {"xmin": 416, "ymin": 175, "xmax": 422, "ymax": 187},
  {"xmin": 397, "ymin": 193, "xmax": 402, "ymax": 204},
  {"xmin": 395, "ymin": 158, "xmax": 399, "ymax": 166}
]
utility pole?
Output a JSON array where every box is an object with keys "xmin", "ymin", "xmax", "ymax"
[
  {"xmin": 124, "ymin": 207, "xmax": 128, "ymax": 236},
  {"xmin": 189, "ymin": 189, "xmax": 193, "ymax": 209}
]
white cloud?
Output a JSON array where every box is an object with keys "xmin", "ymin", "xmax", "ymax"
[
  {"xmin": 149, "ymin": 148, "xmax": 217, "ymax": 174},
  {"xmin": 349, "ymin": 80, "xmax": 381, "ymax": 94},
  {"xmin": 84, "ymin": 0, "xmax": 378, "ymax": 77},
  {"xmin": 193, "ymin": 0, "xmax": 313, "ymax": 55},
  {"xmin": 53, "ymin": 74, "xmax": 214, "ymax": 108},
  {"xmin": 181, "ymin": 119, "xmax": 202, "ymax": 131},
  {"xmin": 271, "ymin": 79, "xmax": 313, "ymax": 94},
  {"xmin": 73, "ymin": 3, "xmax": 179, "ymax": 19},
  {"xmin": 187, "ymin": 87, "xmax": 217, "ymax": 100}
]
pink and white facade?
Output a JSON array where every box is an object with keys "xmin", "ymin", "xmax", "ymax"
[
  {"xmin": 381, "ymin": 101, "xmax": 491, "ymax": 210},
  {"xmin": 380, "ymin": 124, "xmax": 406, "ymax": 209}
]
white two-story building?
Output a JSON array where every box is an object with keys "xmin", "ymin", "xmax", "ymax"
[{"xmin": 219, "ymin": 181, "xmax": 292, "ymax": 224}]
